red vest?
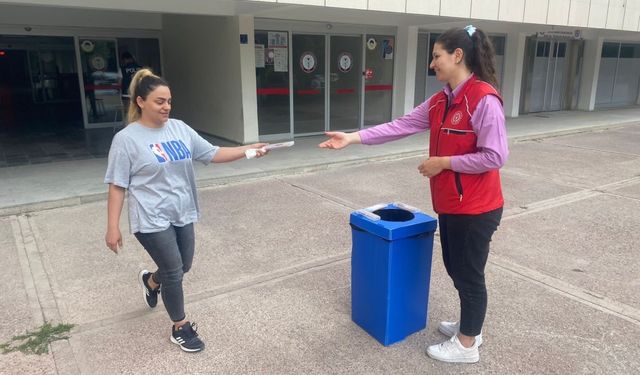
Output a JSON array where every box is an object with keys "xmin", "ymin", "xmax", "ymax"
[{"xmin": 428, "ymin": 76, "xmax": 504, "ymax": 215}]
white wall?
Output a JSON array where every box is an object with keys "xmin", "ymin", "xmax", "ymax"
[
  {"xmin": 588, "ymin": 0, "xmax": 609, "ymax": 28},
  {"xmin": 607, "ymin": 0, "xmax": 626, "ymax": 29},
  {"xmin": 498, "ymin": 0, "xmax": 525, "ymax": 23},
  {"xmin": 568, "ymin": 0, "xmax": 590, "ymax": 27},
  {"xmin": 441, "ymin": 0, "xmax": 472, "ymax": 18},
  {"xmin": 578, "ymin": 38, "xmax": 603, "ymax": 110},
  {"xmin": 501, "ymin": 32, "xmax": 527, "ymax": 118},
  {"xmin": 394, "ymin": 25, "xmax": 419, "ymax": 116},
  {"xmin": 472, "ymin": 0, "xmax": 499, "ymax": 20},
  {"xmin": 3, "ymin": 0, "xmax": 640, "ymax": 32},
  {"xmin": 0, "ymin": 0, "xmax": 235, "ymax": 16},
  {"xmin": 238, "ymin": 16, "xmax": 260, "ymax": 143},
  {"xmin": 162, "ymin": 14, "xmax": 256, "ymax": 143},
  {"xmin": 2, "ymin": 0, "xmax": 635, "ymax": 31},
  {"xmin": 406, "ymin": 0, "xmax": 439, "ymax": 15},
  {"xmin": 246, "ymin": 0, "xmax": 636, "ymax": 32},
  {"xmin": 325, "ymin": 0, "xmax": 367, "ymax": 10},
  {"xmin": 524, "ymin": 0, "xmax": 549, "ymax": 24},
  {"xmin": 0, "ymin": 3, "xmax": 162, "ymax": 30},
  {"xmin": 623, "ymin": 0, "xmax": 640, "ymax": 31},
  {"xmin": 369, "ymin": 0, "xmax": 405, "ymax": 13}
]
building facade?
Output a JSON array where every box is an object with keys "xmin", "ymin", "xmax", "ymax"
[{"xmin": 1, "ymin": 0, "xmax": 640, "ymax": 144}]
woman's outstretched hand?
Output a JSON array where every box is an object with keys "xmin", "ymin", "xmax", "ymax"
[
  {"xmin": 319, "ymin": 131, "xmax": 360, "ymax": 149},
  {"xmin": 248, "ymin": 143, "xmax": 269, "ymax": 158}
]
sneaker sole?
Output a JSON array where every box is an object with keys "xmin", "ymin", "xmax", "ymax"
[
  {"xmin": 438, "ymin": 324, "xmax": 484, "ymax": 347},
  {"xmin": 138, "ymin": 270, "xmax": 154, "ymax": 308},
  {"xmin": 426, "ymin": 350, "xmax": 479, "ymax": 363},
  {"xmin": 170, "ymin": 335, "xmax": 204, "ymax": 352}
]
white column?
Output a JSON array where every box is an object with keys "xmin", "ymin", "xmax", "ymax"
[
  {"xmin": 237, "ymin": 15, "xmax": 260, "ymax": 143},
  {"xmin": 392, "ymin": 25, "xmax": 419, "ymax": 117},
  {"xmin": 577, "ymin": 37, "xmax": 604, "ymax": 111},
  {"xmin": 500, "ymin": 31, "xmax": 527, "ymax": 118},
  {"xmin": 162, "ymin": 14, "xmax": 256, "ymax": 144}
]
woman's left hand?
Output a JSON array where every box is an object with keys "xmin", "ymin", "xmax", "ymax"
[{"xmin": 418, "ymin": 157, "xmax": 449, "ymax": 177}]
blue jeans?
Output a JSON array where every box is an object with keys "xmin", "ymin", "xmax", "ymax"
[{"xmin": 134, "ymin": 224, "xmax": 194, "ymax": 322}]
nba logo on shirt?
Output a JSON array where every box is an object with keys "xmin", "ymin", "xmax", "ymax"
[
  {"xmin": 149, "ymin": 141, "xmax": 192, "ymax": 163},
  {"xmin": 150, "ymin": 143, "xmax": 170, "ymax": 163}
]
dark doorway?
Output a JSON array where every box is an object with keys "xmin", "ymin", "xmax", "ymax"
[{"xmin": 0, "ymin": 35, "xmax": 83, "ymax": 135}]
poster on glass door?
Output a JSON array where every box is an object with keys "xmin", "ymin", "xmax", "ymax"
[
  {"xmin": 268, "ymin": 32, "xmax": 288, "ymax": 72},
  {"xmin": 382, "ymin": 39, "xmax": 394, "ymax": 60},
  {"xmin": 255, "ymin": 44, "xmax": 265, "ymax": 68}
]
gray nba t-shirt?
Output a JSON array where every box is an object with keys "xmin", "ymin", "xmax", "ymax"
[{"xmin": 104, "ymin": 119, "xmax": 219, "ymax": 233}]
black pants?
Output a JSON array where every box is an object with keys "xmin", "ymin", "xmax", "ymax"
[
  {"xmin": 134, "ymin": 224, "xmax": 195, "ymax": 322},
  {"xmin": 438, "ymin": 207, "xmax": 503, "ymax": 337}
]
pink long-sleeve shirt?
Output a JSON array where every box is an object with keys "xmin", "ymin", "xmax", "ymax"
[{"xmin": 359, "ymin": 76, "xmax": 508, "ymax": 174}]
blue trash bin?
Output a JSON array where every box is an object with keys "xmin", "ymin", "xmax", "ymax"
[{"xmin": 350, "ymin": 202, "xmax": 437, "ymax": 346}]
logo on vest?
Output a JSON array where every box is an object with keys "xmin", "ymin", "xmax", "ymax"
[{"xmin": 451, "ymin": 111, "xmax": 463, "ymax": 125}]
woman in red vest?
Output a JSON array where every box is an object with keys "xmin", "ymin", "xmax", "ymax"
[{"xmin": 320, "ymin": 25, "xmax": 507, "ymax": 364}]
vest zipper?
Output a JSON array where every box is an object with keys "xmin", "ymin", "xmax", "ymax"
[
  {"xmin": 435, "ymin": 97, "xmax": 450, "ymax": 156},
  {"xmin": 455, "ymin": 172, "xmax": 463, "ymax": 202},
  {"xmin": 437, "ymin": 97, "xmax": 462, "ymax": 202}
]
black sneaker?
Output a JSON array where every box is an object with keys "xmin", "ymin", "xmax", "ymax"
[
  {"xmin": 138, "ymin": 270, "xmax": 160, "ymax": 308},
  {"xmin": 171, "ymin": 322, "xmax": 205, "ymax": 352}
]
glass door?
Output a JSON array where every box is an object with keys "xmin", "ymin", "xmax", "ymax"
[
  {"xmin": 292, "ymin": 34, "xmax": 325, "ymax": 135},
  {"xmin": 78, "ymin": 38, "xmax": 121, "ymax": 127},
  {"xmin": 596, "ymin": 42, "xmax": 640, "ymax": 107},
  {"xmin": 28, "ymin": 49, "xmax": 78, "ymax": 104},
  {"xmin": 528, "ymin": 40, "xmax": 551, "ymax": 112},
  {"xmin": 363, "ymin": 35, "xmax": 394, "ymax": 126},
  {"xmin": 547, "ymin": 41, "xmax": 567, "ymax": 111},
  {"xmin": 329, "ymin": 35, "xmax": 362, "ymax": 131},
  {"xmin": 0, "ymin": 35, "xmax": 82, "ymax": 133},
  {"xmin": 255, "ymin": 30, "xmax": 291, "ymax": 138},
  {"xmin": 522, "ymin": 39, "xmax": 571, "ymax": 113}
]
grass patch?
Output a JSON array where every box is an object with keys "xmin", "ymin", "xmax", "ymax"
[{"xmin": 1, "ymin": 322, "xmax": 75, "ymax": 355}]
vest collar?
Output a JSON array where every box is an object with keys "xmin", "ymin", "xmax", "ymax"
[{"xmin": 443, "ymin": 73, "xmax": 476, "ymax": 105}]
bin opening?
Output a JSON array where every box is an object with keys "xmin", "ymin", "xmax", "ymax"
[{"xmin": 372, "ymin": 208, "xmax": 414, "ymax": 222}]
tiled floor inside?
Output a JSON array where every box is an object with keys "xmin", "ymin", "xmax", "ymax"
[{"xmin": 0, "ymin": 128, "xmax": 112, "ymax": 167}]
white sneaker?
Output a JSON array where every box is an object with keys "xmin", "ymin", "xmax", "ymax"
[
  {"xmin": 426, "ymin": 335, "xmax": 480, "ymax": 363},
  {"xmin": 438, "ymin": 321, "xmax": 483, "ymax": 347}
]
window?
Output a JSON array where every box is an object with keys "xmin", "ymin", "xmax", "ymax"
[
  {"xmin": 601, "ymin": 42, "xmax": 620, "ymax": 58},
  {"xmin": 536, "ymin": 41, "xmax": 550, "ymax": 57},
  {"xmin": 490, "ymin": 36, "xmax": 505, "ymax": 56},
  {"xmin": 620, "ymin": 43, "xmax": 640, "ymax": 58},
  {"xmin": 427, "ymin": 33, "xmax": 440, "ymax": 77},
  {"xmin": 554, "ymin": 43, "xmax": 566, "ymax": 58}
]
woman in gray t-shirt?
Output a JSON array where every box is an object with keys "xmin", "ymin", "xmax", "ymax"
[{"xmin": 104, "ymin": 69, "xmax": 267, "ymax": 353}]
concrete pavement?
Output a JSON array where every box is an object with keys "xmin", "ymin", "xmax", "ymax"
[{"xmin": 1, "ymin": 110, "xmax": 640, "ymax": 374}]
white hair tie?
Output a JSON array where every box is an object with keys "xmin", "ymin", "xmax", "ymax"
[{"xmin": 464, "ymin": 25, "xmax": 477, "ymax": 37}]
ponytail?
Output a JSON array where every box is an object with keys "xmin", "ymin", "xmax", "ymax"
[
  {"xmin": 126, "ymin": 68, "xmax": 169, "ymax": 124},
  {"xmin": 436, "ymin": 26, "xmax": 499, "ymax": 90}
]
